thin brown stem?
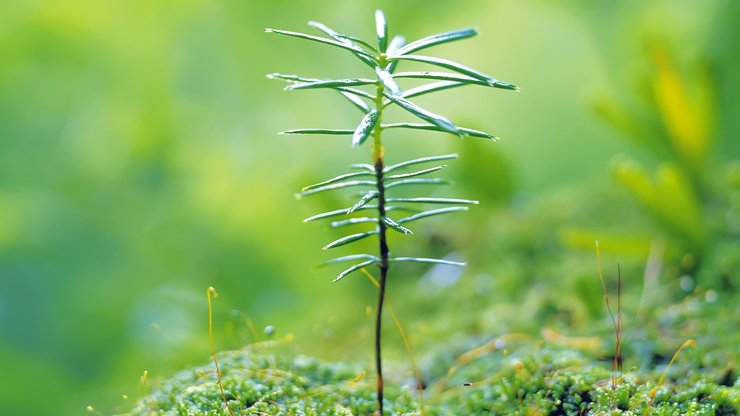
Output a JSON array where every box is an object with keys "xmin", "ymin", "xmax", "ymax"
[{"xmin": 372, "ymin": 75, "xmax": 388, "ymax": 415}]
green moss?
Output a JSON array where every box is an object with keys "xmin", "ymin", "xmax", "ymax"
[
  {"xmin": 130, "ymin": 342, "xmax": 738, "ymax": 416},
  {"xmin": 131, "ymin": 347, "xmax": 417, "ymax": 415}
]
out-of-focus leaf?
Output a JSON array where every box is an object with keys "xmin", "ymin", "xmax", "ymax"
[
  {"xmin": 334, "ymin": 260, "xmax": 377, "ymax": 282},
  {"xmin": 341, "ymin": 91, "xmax": 372, "ymax": 113},
  {"xmin": 375, "ymin": 10, "xmax": 388, "ymax": 52},
  {"xmin": 280, "ymin": 128, "xmax": 354, "ymax": 135},
  {"xmin": 393, "ymin": 71, "xmax": 517, "ymax": 90},
  {"xmin": 268, "ymin": 73, "xmax": 375, "ymax": 104},
  {"xmin": 322, "ymin": 254, "xmax": 379, "ymax": 265},
  {"xmin": 390, "ymin": 55, "xmax": 492, "ymax": 83},
  {"xmin": 384, "ymin": 178, "xmax": 448, "ymax": 189},
  {"xmin": 304, "ymin": 205, "xmax": 417, "ymax": 223},
  {"xmin": 324, "ymin": 230, "xmax": 378, "ymax": 250},
  {"xmin": 386, "ymin": 165, "xmax": 446, "ymax": 180},
  {"xmin": 286, "ymin": 78, "xmax": 376, "ymax": 91},
  {"xmin": 612, "ymin": 158, "xmax": 704, "ymax": 246},
  {"xmin": 382, "ymin": 123, "xmax": 495, "ymax": 139},
  {"xmin": 335, "ymin": 34, "xmax": 379, "ymax": 53},
  {"xmin": 399, "ymin": 81, "xmax": 466, "ymax": 100},
  {"xmin": 384, "ymin": 94, "xmax": 460, "ymax": 135},
  {"xmin": 593, "ymin": 98, "xmax": 657, "ymax": 149},
  {"xmin": 353, "ymin": 110, "xmax": 380, "ymax": 147},
  {"xmin": 384, "ymin": 154, "xmax": 458, "ymax": 173},
  {"xmin": 266, "ymin": 73, "xmax": 316, "ymax": 83},
  {"xmin": 302, "ymin": 171, "xmax": 375, "ymax": 191},
  {"xmin": 393, "ymin": 28, "xmax": 477, "ymax": 56},
  {"xmin": 307, "ymin": 21, "xmax": 373, "ymax": 52},
  {"xmin": 389, "ymin": 257, "xmax": 466, "ymax": 266},
  {"xmin": 307, "ymin": 21, "xmax": 378, "ymax": 67},
  {"xmin": 330, "ymin": 217, "xmax": 379, "ymax": 228},
  {"xmin": 351, "ymin": 163, "xmax": 376, "ymax": 172},
  {"xmin": 386, "ymin": 35, "xmax": 406, "ymax": 73},
  {"xmin": 375, "ymin": 68, "xmax": 401, "ymax": 96},
  {"xmin": 297, "ymin": 180, "xmax": 376, "ymax": 197},
  {"xmin": 397, "ymin": 206, "xmax": 469, "ymax": 224},
  {"xmin": 266, "ymin": 28, "xmax": 377, "ymax": 65},
  {"xmin": 386, "ymin": 197, "xmax": 478, "ymax": 205},
  {"xmin": 347, "ymin": 191, "xmax": 379, "ymax": 213},
  {"xmin": 386, "ymin": 35, "xmax": 406, "ymax": 56},
  {"xmin": 650, "ymin": 46, "xmax": 713, "ymax": 172},
  {"xmin": 304, "ymin": 206, "xmax": 377, "ymax": 222},
  {"xmin": 382, "ymin": 216, "xmax": 413, "ymax": 235},
  {"xmin": 392, "ymin": 71, "xmax": 488, "ymax": 86},
  {"xmin": 337, "ymin": 88, "xmax": 376, "ymax": 99}
]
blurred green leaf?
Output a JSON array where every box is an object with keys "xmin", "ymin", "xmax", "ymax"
[
  {"xmin": 383, "ymin": 122, "xmax": 495, "ymax": 139},
  {"xmin": 302, "ymin": 171, "xmax": 375, "ymax": 191},
  {"xmin": 386, "ymin": 197, "xmax": 478, "ymax": 205},
  {"xmin": 397, "ymin": 206, "xmax": 469, "ymax": 224},
  {"xmin": 386, "ymin": 35, "xmax": 406, "ymax": 73},
  {"xmin": 330, "ymin": 217, "xmax": 379, "ymax": 228},
  {"xmin": 281, "ymin": 128, "xmax": 354, "ymax": 135},
  {"xmin": 304, "ymin": 206, "xmax": 378, "ymax": 222},
  {"xmin": 333, "ymin": 260, "xmax": 377, "ymax": 282},
  {"xmin": 266, "ymin": 28, "xmax": 377, "ymax": 65},
  {"xmin": 384, "ymin": 154, "xmax": 458, "ymax": 173},
  {"xmin": 384, "ymin": 94, "xmax": 460, "ymax": 135},
  {"xmin": 389, "ymin": 55, "xmax": 493, "ymax": 83},
  {"xmin": 392, "ymin": 71, "xmax": 491, "ymax": 87},
  {"xmin": 612, "ymin": 158, "xmax": 704, "ymax": 246},
  {"xmin": 308, "ymin": 21, "xmax": 378, "ymax": 56},
  {"xmin": 351, "ymin": 163, "xmax": 376, "ymax": 172},
  {"xmin": 286, "ymin": 78, "xmax": 377, "ymax": 91},
  {"xmin": 324, "ymin": 231, "xmax": 378, "ymax": 250},
  {"xmin": 352, "ymin": 110, "xmax": 380, "ymax": 147},
  {"xmin": 268, "ymin": 73, "xmax": 376, "ymax": 103},
  {"xmin": 384, "ymin": 178, "xmax": 448, "ymax": 189},
  {"xmin": 651, "ymin": 46, "xmax": 714, "ymax": 172},
  {"xmin": 393, "ymin": 28, "xmax": 477, "ymax": 56},
  {"xmin": 340, "ymin": 91, "xmax": 373, "ymax": 113},
  {"xmin": 305, "ymin": 205, "xmax": 415, "ymax": 223},
  {"xmin": 375, "ymin": 68, "xmax": 401, "ymax": 96},
  {"xmin": 347, "ymin": 191, "xmax": 380, "ymax": 213},
  {"xmin": 386, "ymin": 165, "xmax": 446, "ymax": 180},
  {"xmin": 266, "ymin": 73, "xmax": 316, "ymax": 82},
  {"xmin": 392, "ymin": 71, "xmax": 517, "ymax": 91},
  {"xmin": 400, "ymin": 81, "xmax": 467, "ymax": 99},
  {"xmin": 335, "ymin": 34, "xmax": 379, "ymax": 54},
  {"xmin": 322, "ymin": 254, "xmax": 379, "ymax": 265},
  {"xmin": 382, "ymin": 216, "xmax": 413, "ymax": 235},
  {"xmin": 389, "ymin": 257, "xmax": 466, "ymax": 266},
  {"xmin": 297, "ymin": 180, "xmax": 376, "ymax": 197},
  {"xmin": 375, "ymin": 10, "xmax": 388, "ymax": 52}
]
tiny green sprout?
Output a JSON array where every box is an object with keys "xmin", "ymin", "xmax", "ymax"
[{"xmin": 268, "ymin": 10, "xmax": 517, "ymax": 415}]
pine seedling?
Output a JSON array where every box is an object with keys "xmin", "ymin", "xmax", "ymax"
[{"xmin": 268, "ymin": 10, "xmax": 517, "ymax": 414}]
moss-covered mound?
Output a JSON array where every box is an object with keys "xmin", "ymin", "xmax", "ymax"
[
  {"xmin": 130, "ymin": 339, "xmax": 738, "ymax": 416},
  {"xmin": 131, "ymin": 345, "xmax": 416, "ymax": 416}
]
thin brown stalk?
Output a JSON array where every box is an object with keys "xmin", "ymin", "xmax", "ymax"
[
  {"xmin": 595, "ymin": 242, "xmax": 621, "ymax": 414},
  {"xmin": 207, "ymin": 287, "xmax": 237, "ymax": 416},
  {"xmin": 372, "ymin": 76, "xmax": 389, "ymax": 416},
  {"xmin": 361, "ymin": 268, "xmax": 427, "ymax": 416}
]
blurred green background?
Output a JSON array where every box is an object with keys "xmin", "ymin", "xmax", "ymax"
[{"xmin": 0, "ymin": 1, "xmax": 738, "ymax": 415}]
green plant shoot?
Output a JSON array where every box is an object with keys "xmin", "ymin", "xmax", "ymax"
[{"xmin": 268, "ymin": 10, "xmax": 517, "ymax": 414}]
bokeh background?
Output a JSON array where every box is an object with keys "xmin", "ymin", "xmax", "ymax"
[{"xmin": 1, "ymin": 1, "xmax": 738, "ymax": 415}]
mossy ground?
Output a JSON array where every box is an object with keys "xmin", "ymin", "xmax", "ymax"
[
  {"xmin": 130, "ymin": 336, "xmax": 737, "ymax": 415},
  {"xmin": 129, "ymin": 188, "xmax": 739, "ymax": 416}
]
